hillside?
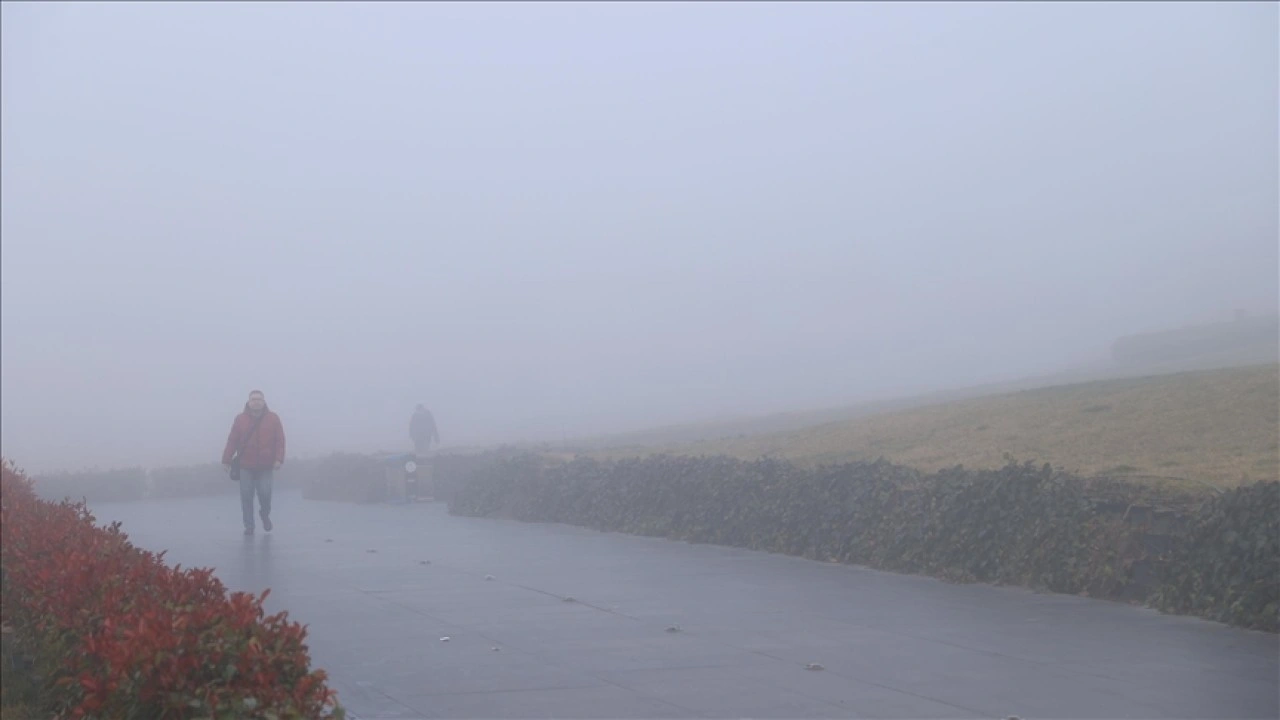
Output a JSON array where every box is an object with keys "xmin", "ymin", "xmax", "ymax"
[
  {"xmin": 571, "ymin": 318, "xmax": 1279, "ymax": 454},
  {"xmin": 588, "ymin": 364, "xmax": 1279, "ymax": 491}
]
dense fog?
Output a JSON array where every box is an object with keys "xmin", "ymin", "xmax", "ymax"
[{"xmin": 2, "ymin": 2, "xmax": 1275, "ymax": 472}]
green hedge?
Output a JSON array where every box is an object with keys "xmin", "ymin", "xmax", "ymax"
[
  {"xmin": 301, "ymin": 453, "xmax": 387, "ymax": 503},
  {"xmin": 291, "ymin": 449, "xmax": 521, "ymax": 505},
  {"xmin": 1150, "ymin": 481, "xmax": 1280, "ymax": 630},
  {"xmin": 148, "ymin": 462, "xmax": 236, "ymax": 498},
  {"xmin": 449, "ymin": 453, "xmax": 1278, "ymax": 632},
  {"xmin": 431, "ymin": 449, "xmax": 532, "ymax": 507},
  {"xmin": 31, "ymin": 458, "xmax": 322, "ymax": 504},
  {"xmin": 29, "ymin": 467, "xmax": 148, "ymax": 504}
]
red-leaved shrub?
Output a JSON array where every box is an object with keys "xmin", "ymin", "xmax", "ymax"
[{"xmin": 0, "ymin": 458, "xmax": 344, "ymax": 719}]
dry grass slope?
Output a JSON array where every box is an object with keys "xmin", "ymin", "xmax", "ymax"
[{"xmin": 595, "ymin": 364, "xmax": 1279, "ymax": 491}]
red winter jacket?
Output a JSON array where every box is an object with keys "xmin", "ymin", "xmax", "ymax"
[{"xmin": 222, "ymin": 406, "xmax": 286, "ymax": 470}]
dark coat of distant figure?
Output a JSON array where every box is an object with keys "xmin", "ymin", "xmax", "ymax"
[{"xmin": 411, "ymin": 405, "xmax": 439, "ymax": 455}]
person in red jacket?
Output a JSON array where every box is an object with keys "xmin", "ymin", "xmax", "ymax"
[{"xmin": 222, "ymin": 390, "xmax": 286, "ymax": 535}]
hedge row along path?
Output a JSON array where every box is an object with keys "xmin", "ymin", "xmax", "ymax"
[
  {"xmin": 0, "ymin": 463, "xmax": 342, "ymax": 719},
  {"xmin": 87, "ymin": 488, "xmax": 1277, "ymax": 720},
  {"xmin": 449, "ymin": 454, "xmax": 1279, "ymax": 632}
]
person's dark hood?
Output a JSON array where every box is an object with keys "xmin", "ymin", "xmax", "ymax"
[{"xmin": 243, "ymin": 402, "xmax": 270, "ymax": 414}]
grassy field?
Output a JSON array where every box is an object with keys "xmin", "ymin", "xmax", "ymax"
[{"xmin": 589, "ymin": 364, "xmax": 1279, "ymax": 492}]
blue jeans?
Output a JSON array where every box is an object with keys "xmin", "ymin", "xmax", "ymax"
[{"xmin": 240, "ymin": 468, "xmax": 273, "ymax": 530}]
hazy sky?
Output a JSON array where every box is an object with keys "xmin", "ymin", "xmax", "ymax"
[{"xmin": 2, "ymin": 2, "xmax": 1276, "ymax": 472}]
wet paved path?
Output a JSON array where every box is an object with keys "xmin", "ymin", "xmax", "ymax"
[{"xmin": 92, "ymin": 491, "xmax": 1279, "ymax": 719}]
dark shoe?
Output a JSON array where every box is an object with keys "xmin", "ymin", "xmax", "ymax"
[
  {"xmin": 261, "ymin": 514, "xmax": 273, "ymax": 533},
  {"xmin": 244, "ymin": 527, "xmax": 254, "ymax": 536}
]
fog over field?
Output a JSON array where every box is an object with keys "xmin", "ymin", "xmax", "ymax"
[{"xmin": 2, "ymin": 2, "xmax": 1276, "ymax": 473}]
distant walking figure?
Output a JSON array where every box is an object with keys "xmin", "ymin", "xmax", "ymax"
[
  {"xmin": 222, "ymin": 390, "xmax": 286, "ymax": 535},
  {"xmin": 410, "ymin": 404, "xmax": 440, "ymax": 456}
]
